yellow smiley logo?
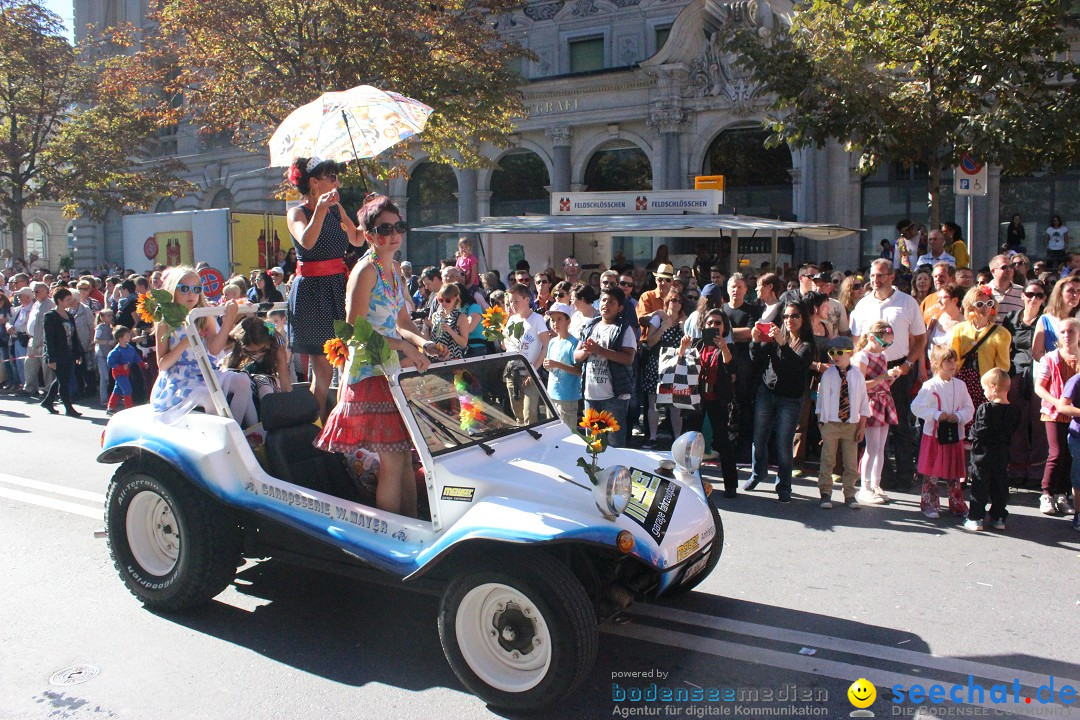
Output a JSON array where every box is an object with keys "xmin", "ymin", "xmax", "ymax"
[{"xmin": 848, "ymin": 678, "xmax": 877, "ymax": 709}]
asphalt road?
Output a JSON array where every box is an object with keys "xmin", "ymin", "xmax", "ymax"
[{"xmin": 2, "ymin": 392, "xmax": 1079, "ymax": 720}]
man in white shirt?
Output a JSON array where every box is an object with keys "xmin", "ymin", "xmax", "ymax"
[
  {"xmin": 987, "ymin": 254, "xmax": 1024, "ymax": 323},
  {"xmin": 849, "ymin": 259, "xmax": 927, "ymax": 490},
  {"xmin": 503, "ymin": 283, "xmax": 551, "ymax": 426},
  {"xmin": 916, "ymin": 229, "xmax": 956, "ymax": 268}
]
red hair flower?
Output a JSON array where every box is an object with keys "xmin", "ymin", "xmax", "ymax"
[{"xmin": 287, "ymin": 164, "xmax": 302, "ymax": 187}]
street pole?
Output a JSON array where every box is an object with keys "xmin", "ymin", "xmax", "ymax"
[{"xmin": 967, "ymin": 195, "xmax": 974, "ymax": 267}]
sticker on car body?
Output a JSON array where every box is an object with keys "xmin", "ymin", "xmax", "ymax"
[
  {"xmin": 441, "ymin": 486, "xmax": 475, "ymax": 502},
  {"xmin": 624, "ymin": 468, "xmax": 681, "ymax": 543},
  {"xmin": 676, "ymin": 533, "xmax": 700, "ymax": 562}
]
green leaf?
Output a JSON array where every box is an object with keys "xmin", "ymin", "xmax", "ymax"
[
  {"xmin": 333, "ymin": 320, "xmax": 354, "ymax": 341},
  {"xmin": 150, "ymin": 289, "xmax": 173, "ymax": 305}
]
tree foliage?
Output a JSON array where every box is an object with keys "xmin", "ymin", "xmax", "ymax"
[
  {"xmin": 723, "ymin": 0, "xmax": 1080, "ymax": 225},
  {"xmin": 0, "ymin": 0, "xmax": 191, "ymax": 260},
  {"xmin": 132, "ymin": 0, "xmax": 532, "ymax": 173}
]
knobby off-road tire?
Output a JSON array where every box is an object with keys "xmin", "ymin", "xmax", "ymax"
[
  {"xmin": 105, "ymin": 458, "xmax": 242, "ymax": 611},
  {"xmin": 438, "ymin": 551, "xmax": 598, "ymax": 712}
]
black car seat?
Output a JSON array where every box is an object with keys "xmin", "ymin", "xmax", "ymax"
[{"xmin": 261, "ymin": 389, "xmax": 364, "ymax": 502}]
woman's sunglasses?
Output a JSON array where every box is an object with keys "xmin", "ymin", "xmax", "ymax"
[
  {"xmin": 972, "ymin": 299, "xmax": 996, "ymax": 309},
  {"xmin": 370, "ymin": 220, "xmax": 408, "ymax": 236},
  {"xmin": 1023, "ymin": 291, "xmax": 1045, "ymax": 299},
  {"xmin": 782, "ymin": 313, "xmax": 801, "ymax": 320},
  {"xmin": 177, "ymin": 284, "xmax": 203, "ymax": 294}
]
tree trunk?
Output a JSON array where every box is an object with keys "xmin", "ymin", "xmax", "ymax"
[
  {"xmin": 6, "ymin": 186, "xmax": 26, "ymax": 262},
  {"xmin": 926, "ymin": 161, "xmax": 941, "ymax": 230}
]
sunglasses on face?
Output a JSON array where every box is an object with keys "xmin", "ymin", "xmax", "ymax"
[
  {"xmin": 536, "ymin": 279, "xmax": 550, "ymax": 286},
  {"xmin": 619, "ymin": 281, "xmax": 634, "ymax": 287},
  {"xmin": 972, "ymin": 299, "xmax": 996, "ymax": 309},
  {"xmin": 850, "ymin": 283, "xmax": 864, "ymax": 290},
  {"xmin": 686, "ymin": 295, "xmax": 700, "ymax": 302},
  {"xmin": 177, "ymin": 284, "xmax": 203, "ymax": 294},
  {"xmin": 370, "ymin": 220, "xmax": 408, "ymax": 236},
  {"xmin": 1012, "ymin": 261, "xmax": 1027, "ymax": 267},
  {"xmin": 1024, "ymin": 291, "xmax": 1045, "ymax": 299},
  {"xmin": 564, "ymin": 262, "xmax": 579, "ymax": 268},
  {"xmin": 873, "ymin": 334, "xmax": 893, "ymax": 348},
  {"xmin": 315, "ymin": 174, "xmax": 338, "ymax": 182},
  {"xmin": 827, "ymin": 348, "xmax": 853, "ymax": 357},
  {"xmin": 553, "ymin": 291, "xmax": 567, "ymax": 298},
  {"xmin": 782, "ymin": 313, "xmax": 801, "ymax": 320}
]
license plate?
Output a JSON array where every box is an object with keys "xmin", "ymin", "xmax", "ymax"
[{"xmin": 682, "ymin": 550, "xmax": 710, "ymax": 583}]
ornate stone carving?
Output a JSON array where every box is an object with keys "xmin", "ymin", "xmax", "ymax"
[
  {"xmin": 546, "ymin": 126, "xmax": 574, "ymax": 147},
  {"xmin": 534, "ymin": 47, "xmax": 555, "ymax": 76},
  {"xmin": 524, "ymin": 1, "xmax": 564, "ymax": 22},
  {"xmin": 617, "ymin": 35, "xmax": 640, "ymax": 66},
  {"xmin": 569, "ymin": 0, "xmax": 600, "ymax": 15},
  {"xmin": 612, "ymin": 0, "xmax": 641, "ymax": 6},
  {"xmin": 647, "ymin": 108, "xmax": 689, "ymax": 134}
]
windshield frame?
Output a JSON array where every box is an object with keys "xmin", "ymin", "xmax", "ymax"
[{"xmin": 396, "ymin": 353, "xmax": 562, "ymax": 457}]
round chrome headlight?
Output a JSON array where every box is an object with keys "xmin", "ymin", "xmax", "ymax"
[
  {"xmin": 671, "ymin": 432, "xmax": 705, "ymax": 474},
  {"xmin": 593, "ymin": 465, "xmax": 631, "ymax": 520}
]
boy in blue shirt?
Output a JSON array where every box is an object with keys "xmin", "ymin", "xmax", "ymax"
[
  {"xmin": 106, "ymin": 326, "xmax": 142, "ymax": 414},
  {"xmin": 542, "ymin": 303, "xmax": 581, "ymax": 428}
]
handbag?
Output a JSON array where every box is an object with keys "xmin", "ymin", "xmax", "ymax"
[
  {"xmin": 656, "ymin": 346, "xmax": 701, "ymax": 410},
  {"xmin": 934, "ymin": 386, "xmax": 961, "ymax": 445}
]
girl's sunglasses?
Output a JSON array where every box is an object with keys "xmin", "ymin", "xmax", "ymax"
[
  {"xmin": 370, "ymin": 220, "xmax": 408, "ymax": 236},
  {"xmin": 177, "ymin": 284, "xmax": 203, "ymax": 294},
  {"xmin": 873, "ymin": 334, "xmax": 893, "ymax": 348}
]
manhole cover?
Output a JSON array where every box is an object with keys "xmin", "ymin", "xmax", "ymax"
[{"xmin": 49, "ymin": 665, "xmax": 99, "ymax": 686}]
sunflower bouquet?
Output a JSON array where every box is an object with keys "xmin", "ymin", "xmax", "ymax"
[
  {"xmin": 480, "ymin": 305, "xmax": 523, "ymax": 344},
  {"xmin": 576, "ymin": 409, "xmax": 621, "ymax": 486},
  {"xmin": 136, "ymin": 290, "xmax": 190, "ymax": 331},
  {"xmin": 323, "ymin": 317, "xmax": 393, "ymax": 375}
]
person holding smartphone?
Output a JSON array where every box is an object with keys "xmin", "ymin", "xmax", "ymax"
[{"xmin": 684, "ymin": 309, "xmax": 738, "ymax": 496}]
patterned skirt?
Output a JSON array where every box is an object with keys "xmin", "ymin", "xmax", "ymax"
[
  {"xmin": 917, "ymin": 433, "xmax": 967, "ymax": 480},
  {"xmin": 315, "ymin": 375, "xmax": 412, "ymax": 454},
  {"xmin": 957, "ymin": 364, "xmax": 986, "ymax": 435}
]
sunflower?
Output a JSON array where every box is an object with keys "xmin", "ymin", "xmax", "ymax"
[
  {"xmin": 323, "ymin": 337, "xmax": 349, "ymax": 370},
  {"xmin": 135, "ymin": 293, "xmax": 159, "ymax": 324},
  {"xmin": 483, "ymin": 305, "xmax": 508, "ymax": 328},
  {"xmin": 579, "ymin": 409, "xmax": 620, "ymax": 435}
]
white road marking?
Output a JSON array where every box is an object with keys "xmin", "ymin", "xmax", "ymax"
[
  {"xmin": 630, "ymin": 603, "xmax": 1080, "ymax": 691},
  {"xmin": 0, "ymin": 472, "xmax": 106, "ymax": 503},
  {"xmin": 0, "ymin": 485, "xmax": 102, "ymax": 519},
  {"xmin": 603, "ymin": 622, "xmax": 1077, "ymax": 718}
]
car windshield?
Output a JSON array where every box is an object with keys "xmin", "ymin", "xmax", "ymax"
[{"xmin": 399, "ymin": 355, "xmax": 558, "ymax": 456}]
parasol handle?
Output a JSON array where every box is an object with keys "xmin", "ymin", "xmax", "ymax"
[{"xmin": 340, "ymin": 109, "xmax": 370, "ymax": 193}]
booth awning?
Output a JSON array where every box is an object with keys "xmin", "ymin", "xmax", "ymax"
[{"xmin": 412, "ymin": 214, "xmax": 863, "ymax": 240}]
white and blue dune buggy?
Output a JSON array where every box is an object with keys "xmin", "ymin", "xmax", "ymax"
[{"xmin": 98, "ymin": 303, "xmax": 723, "ymax": 711}]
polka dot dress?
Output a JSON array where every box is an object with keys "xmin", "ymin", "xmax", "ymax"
[{"xmin": 287, "ymin": 205, "xmax": 349, "ymax": 354}]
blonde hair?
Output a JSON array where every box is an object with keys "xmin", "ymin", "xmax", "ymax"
[
  {"xmin": 961, "ymin": 285, "xmax": 996, "ymax": 315},
  {"xmin": 854, "ymin": 320, "xmax": 893, "ymax": 352},
  {"xmin": 1045, "ymin": 276, "xmax": 1080, "ymax": 319},
  {"xmin": 981, "ymin": 367, "xmax": 1009, "ymax": 393},
  {"xmin": 929, "ymin": 344, "xmax": 958, "ymax": 373},
  {"xmin": 162, "ymin": 265, "xmax": 208, "ymax": 330}
]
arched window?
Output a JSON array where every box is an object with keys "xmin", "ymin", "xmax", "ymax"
[
  {"xmin": 491, "ymin": 151, "xmax": 550, "ymax": 216},
  {"xmin": 703, "ymin": 127, "xmax": 792, "ymax": 220},
  {"xmin": 25, "ymin": 221, "xmax": 47, "ymax": 260},
  {"xmin": 584, "ymin": 143, "xmax": 652, "ymax": 191},
  {"xmin": 209, "ymin": 188, "xmax": 234, "ymax": 210},
  {"xmin": 155, "ymin": 197, "xmax": 176, "ymax": 213},
  {"xmin": 406, "ymin": 162, "xmax": 458, "ymax": 269}
]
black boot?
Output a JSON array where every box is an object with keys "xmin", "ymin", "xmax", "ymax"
[
  {"xmin": 41, "ymin": 399, "xmax": 58, "ymax": 414},
  {"xmin": 64, "ymin": 404, "xmax": 82, "ymax": 417}
]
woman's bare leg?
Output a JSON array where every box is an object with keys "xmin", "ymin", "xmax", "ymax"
[{"xmin": 309, "ymin": 354, "xmax": 333, "ymax": 422}]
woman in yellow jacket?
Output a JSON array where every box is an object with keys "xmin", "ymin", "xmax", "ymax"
[{"xmin": 948, "ymin": 285, "xmax": 1012, "ymax": 431}]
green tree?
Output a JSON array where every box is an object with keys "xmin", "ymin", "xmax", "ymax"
[
  {"xmin": 0, "ymin": 1, "xmax": 190, "ymax": 261},
  {"xmin": 131, "ymin": 0, "xmax": 532, "ymax": 173},
  {"xmin": 722, "ymin": 0, "xmax": 1080, "ymax": 227}
]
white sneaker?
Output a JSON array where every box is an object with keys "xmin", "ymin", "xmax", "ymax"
[
  {"xmin": 820, "ymin": 498, "xmax": 833, "ymax": 509},
  {"xmin": 1040, "ymin": 494, "xmax": 1058, "ymax": 515},
  {"xmin": 873, "ymin": 488, "xmax": 890, "ymax": 503},
  {"xmin": 1054, "ymin": 494, "xmax": 1072, "ymax": 514},
  {"xmin": 962, "ymin": 519, "xmax": 983, "ymax": 532},
  {"xmin": 923, "ymin": 509, "xmax": 940, "ymax": 519}
]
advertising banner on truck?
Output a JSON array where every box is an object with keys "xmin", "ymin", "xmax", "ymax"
[
  {"xmin": 232, "ymin": 213, "xmax": 291, "ymax": 275},
  {"xmin": 122, "ymin": 209, "xmax": 230, "ymax": 273}
]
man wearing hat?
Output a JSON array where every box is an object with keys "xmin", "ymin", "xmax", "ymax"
[
  {"xmin": 542, "ymin": 302, "xmax": 581, "ymax": 429},
  {"xmin": 815, "ymin": 336, "xmax": 870, "ymax": 508},
  {"xmin": 400, "ymin": 261, "xmax": 418, "ymax": 297},
  {"xmin": 636, "ymin": 263, "xmax": 675, "ymax": 321}
]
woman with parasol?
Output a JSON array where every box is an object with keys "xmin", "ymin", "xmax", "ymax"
[{"xmin": 285, "ymin": 157, "xmax": 364, "ymax": 421}]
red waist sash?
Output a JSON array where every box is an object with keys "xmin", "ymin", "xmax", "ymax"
[{"xmin": 296, "ymin": 258, "xmax": 346, "ymax": 277}]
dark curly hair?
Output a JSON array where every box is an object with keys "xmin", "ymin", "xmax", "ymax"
[{"xmin": 287, "ymin": 157, "xmax": 343, "ymax": 196}]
